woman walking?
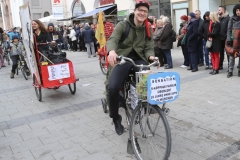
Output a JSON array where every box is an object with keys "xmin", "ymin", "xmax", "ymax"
[{"xmin": 208, "ymin": 12, "xmax": 221, "ymax": 75}]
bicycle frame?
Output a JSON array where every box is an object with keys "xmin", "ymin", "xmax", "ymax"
[{"xmin": 98, "ymin": 46, "xmax": 109, "ymax": 67}]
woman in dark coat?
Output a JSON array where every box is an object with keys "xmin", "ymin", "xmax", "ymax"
[
  {"xmin": 160, "ymin": 16, "xmax": 173, "ymax": 69},
  {"xmin": 186, "ymin": 12, "xmax": 199, "ymax": 72},
  {"xmin": 208, "ymin": 12, "xmax": 221, "ymax": 75}
]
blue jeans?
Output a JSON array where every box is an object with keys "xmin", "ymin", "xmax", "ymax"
[
  {"xmin": 163, "ymin": 49, "xmax": 173, "ymax": 67},
  {"xmin": 198, "ymin": 40, "xmax": 204, "ymax": 64},
  {"xmin": 203, "ymin": 40, "xmax": 212, "ymax": 66}
]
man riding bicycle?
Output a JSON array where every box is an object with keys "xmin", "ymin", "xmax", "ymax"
[{"xmin": 106, "ymin": 0, "xmax": 156, "ymax": 135}]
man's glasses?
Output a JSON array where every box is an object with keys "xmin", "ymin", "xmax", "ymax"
[{"xmin": 137, "ymin": 8, "xmax": 148, "ymax": 14}]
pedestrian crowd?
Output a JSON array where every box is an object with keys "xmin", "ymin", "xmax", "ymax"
[{"xmin": 153, "ymin": 4, "xmax": 240, "ymax": 77}]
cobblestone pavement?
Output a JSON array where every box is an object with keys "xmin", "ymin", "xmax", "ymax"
[{"xmin": 1, "ymin": 48, "xmax": 240, "ymax": 160}]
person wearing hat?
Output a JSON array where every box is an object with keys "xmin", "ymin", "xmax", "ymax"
[
  {"xmin": 177, "ymin": 15, "xmax": 189, "ymax": 68},
  {"xmin": 47, "ymin": 23, "xmax": 63, "ymax": 49},
  {"xmin": 186, "ymin": 12, "xmax": 199, "ymax": 72},
  {"xmin": 106, "ymin": 0, "xmax": 156, "ymax": 135},
  {"xmin": 7, "ymin": 27, "xmax": 21, "ymax": 41},
  {"xmin": 226, "ymin": 4, "xmax": 240, "ymax": 78},
  {"xmin": 9, "ymin": 35, "xmax": 30, "ymax": 78}
]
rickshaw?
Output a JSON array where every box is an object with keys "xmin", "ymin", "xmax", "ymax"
[{"xmin": 32, "ymin": 36, "xmax": 78, "ymax": 101}]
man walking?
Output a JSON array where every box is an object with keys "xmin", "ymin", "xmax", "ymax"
[
  {"xmin": 218, "ymin": 6, "xmax": 230, "ymax": 70},
  {"xmin": 226, "ymin": 4, "xmax": 240, "ymax": 78},
  {"xmin": 82, "ymin": 23, "xmax": 96, "ymax": 58},
  {"xmin": 195, "ymin": 10, "xmax": 204, "ymax": 66}
]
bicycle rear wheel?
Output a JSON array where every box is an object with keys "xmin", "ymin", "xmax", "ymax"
[
  {"xmin": 130, "ymin": 103, "xmax": 171, "ymax": 160},
  {"xmin": 99, "ymin": 57, "xmax": 108, "ymax": 75},
  {"xmin": 21, "ymin": 67, "xmax": 28, "ymax": 80}
]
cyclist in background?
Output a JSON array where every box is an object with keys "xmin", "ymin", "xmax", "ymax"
[
  {"xmin": 9, "ymin": 35, "xmax": 30, "ymax": 78},
  {"xmin": 106, "ymin": 0, "xmax": 155, "ymax": 135}
]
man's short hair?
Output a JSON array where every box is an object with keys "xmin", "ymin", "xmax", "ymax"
[
  {"xmin": 195, "ymin": 10, "xmax": 201, "ymax": 15},
  {"xmin": 219, "ymin": 6, "xmax": 226, "ymax": 11}
]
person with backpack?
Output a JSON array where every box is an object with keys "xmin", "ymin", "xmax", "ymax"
[
  {"xmin": 159, "ymin": 16, "xmax": 174, "ymax": 69},
  {"xmin": 106, "ymin": 1, "xmax": 157, "ymax": 135}
]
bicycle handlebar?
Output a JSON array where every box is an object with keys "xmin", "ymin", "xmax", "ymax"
[{"xmin": 117, "ymin": 56, "xmax": 159, "ymax": 69}]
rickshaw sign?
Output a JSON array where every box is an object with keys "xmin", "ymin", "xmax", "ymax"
[{"xmin": 147, "ymin": 72, "xmax": 180, "ymax": 105}]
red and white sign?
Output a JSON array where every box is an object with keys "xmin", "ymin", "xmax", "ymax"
[
  {"xmin": 100, "ymin": 0, "xmax": 114, "ymax": 6},
  {"xmin": 51, "ymin": 0, "xmax": 63, "ymax": 6}
]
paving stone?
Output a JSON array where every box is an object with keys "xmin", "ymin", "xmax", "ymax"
[
  {"xmin": 52, "ymin": 145, "xmax": 89, "ymax": 160},
  {"xmin": 59, "ymin": 134, "xmax": 91, "ymax": 150},
  {"xmin": 10, "ymin": 138, "xmax": 43, "ymax": 154},
  {"xmin": 30, "ymin": 142, "xmax": 65, "ymax": 159},
  {"xmin": 20, "ymin": 128, "xmax": 50, "ymax": 141},
  {"xmin": 0, "ymin": 150, "xmax": 35, "ymax": 160},
  {"xmin": 39, "ymin": 131, "xmax": 70, "ymax": 145},
  {"xmin": 6, "ymin": 117, "xmax": 29, "ymax": 129},
  {"xmin": 64, "ymin": 124, "xmax": 93, "ymax": 137},
  {"xmin": 4, "ymin": 124, "xmax": 32, "ymax": 136},
  {"xmin": 0, "ymin": 133, "xmax": 23, "ymax": 148},
  {"xmin": 29, "ymin": 119, "xmax": 55, "ymax": 130}
]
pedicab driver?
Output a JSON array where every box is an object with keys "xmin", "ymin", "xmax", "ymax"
[{"xmin": 106, "ymin": 0, "xmax": 156, "ymax": 135}]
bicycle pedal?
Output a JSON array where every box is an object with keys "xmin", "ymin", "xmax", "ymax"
[{"xmin": 164, "ymin": 108, "xmax": 170, "ymax": 115}]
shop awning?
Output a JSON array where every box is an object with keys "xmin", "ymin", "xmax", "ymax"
[
  {"xmin": 74, "ymin": 5, "xmax": 116, "ymax": 19},
  {"xmin": 57, "ymin": 16, "xmax": 78, "ymax": 21}
]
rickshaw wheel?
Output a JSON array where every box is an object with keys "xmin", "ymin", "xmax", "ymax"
[
  {"xmin": 101, "ymin": 98, "xmax": 108, "ymax": 113},
  {"xmin": 33, "ymin": 74, "xmax": 42, "ymax": 101},
  {"xmin": 68, "ymin": 83, "xmax": 76, "ymax": 95}
]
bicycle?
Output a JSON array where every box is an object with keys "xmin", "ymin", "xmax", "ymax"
[
  {"xmin": 97, "ymin": 46, "xmax": 108, "ymax": 75},
  {"xmin": 16, "ymin": 54, "xmax": 29, "ymax": 80},
  {"xmin": 3, "ymin": 47, "xmax": 10, "ymax": 65},
  {"xmin": 101, "ymin": 56, "xmax": 180, "ymax": 160}
]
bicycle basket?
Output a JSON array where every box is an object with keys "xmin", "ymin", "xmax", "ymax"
[{"xmin": 135, "ymin": 70, "xmax": 152, "ymax": 100}]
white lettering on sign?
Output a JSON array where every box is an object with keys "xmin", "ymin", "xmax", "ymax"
[
  {"xmin": 47, "ymin": 63, "xmax": 70, "ymax": 81},
  {"xmin": 149, "ymin": 76, "xmax": 178, "ymax": 103}
]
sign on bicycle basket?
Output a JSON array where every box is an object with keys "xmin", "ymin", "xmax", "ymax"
[{"xmin": 147, "ymin": 72, "xmax": 180, "ymax": 105}]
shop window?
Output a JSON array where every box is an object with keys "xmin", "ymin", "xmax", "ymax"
[{"xmin": 32, "ymin": 0, "xmax": 40, "ymax": 6}]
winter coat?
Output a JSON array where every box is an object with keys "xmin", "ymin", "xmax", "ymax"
[
  {"xmin": 48, "ymin": 31, "xmax": 63, "ymax": 44},
  {"xmin": 199, "ymin": 11, "xmax": 210, "ymax": 41},
  {"xmin": 75, "ymin": 26, "xmax": 80, "ymax": 38},
  {"xmin": 208, "ymin": 22, "xmax": 221, "ymax": 52},
  {"xmin": 177, "ymin": 22, "xmax": 187, "ymax": 46},
  {"xmin": 106, "ymin": 13, "xmax": 154, "ymax": 62},
  {"xmin": 9, "ymin": 42, "xmax": 24, "ymax": 56},
  {"xmin": 82, "ymin": 26, "xmax": 95, "ymax": 43},
  {"xmin": 227, "ymin": 16, "xmax": 240, "ymax": 42},
  {"xmin": 34, "ymin": 31, "xmax": 51, "ymax": 52},
  {"xmin": 219, "ymin": 11, "xmax": 230, "ymax": 40},
  {"xmin": 69, "ymin": 29, "xmax": 77, "ymax": 41},
  {"xmin": 153, "ymin": 27, "xmax": 163, "ymax": 48},
  {"xmin": 159, "ymin": 23, "xmax": 173, "ymax": 50},
  {"xmin": 186, "ymin": 18, "xmax": 199, "ymax": 53}
]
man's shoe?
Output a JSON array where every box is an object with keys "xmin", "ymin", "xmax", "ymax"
[
  {"xmin": 198, "ymin": 63, "xmax": 204, "ymax": 67},
  {"xmin": 10, "ymin": 72, "xmax": 14, "ymax": 79},
  {"xmin": 212, "ymin": 70, "xmax": 219, "ymax": 75},
  {"xmin": 93, "ymin": 55, "xmax": 96, "ymax": 57},
  {"xmin": 227, "ymin": 72, "xmax": 233, "ymax": 78},
  {"xmin": 187, "ymin": 68, "xmax": 192, "ymax": 70},
  {"xmin": 219, "ymin": 66, "xmax": 223, "ymax": 70},
  {"xmin": 113, "ymin": 115, "xmax": 124, "ymax": 135},
  {"xmin": 180, "ymin": 65, "xmax": 187, "ymax": 68},
  {"xmin": 164, "ymin": 66, "xmax": 173, "ymax": 69},
  {"xmin": 192, "ymin": 69, "xmax": 198, "ymax": 72}
]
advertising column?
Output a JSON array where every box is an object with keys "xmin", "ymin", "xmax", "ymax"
[{"xmin": 51, "ymin": 0, "xmax": 63, "ymax": 18}]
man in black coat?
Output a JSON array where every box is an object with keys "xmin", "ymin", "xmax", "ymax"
[
  {"xmin": 218, "ymin": 6, "xmax": 230, "ymax": 70},
  {"xmin": 195, "ymin": 10, "xmax": 204, "ymax": 66},
  {"xmin": 199, "ymin": 11, "xmax": 212, "ymax": 69},
  {"xmin": 186, "ymin": 12, "xmax": 199, "ymax": 72},
  {"xmin": 226, "ymin": 4, "xmax": 240, "ymax": 78}
]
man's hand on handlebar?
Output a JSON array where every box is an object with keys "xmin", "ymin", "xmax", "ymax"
[
  {"xmin": 108, "ymin": 50, "xmax": 118, "ymax": 67},
  {"xmin": 149, "ymin": 56, "xmax": 160, "ymax": 69}
]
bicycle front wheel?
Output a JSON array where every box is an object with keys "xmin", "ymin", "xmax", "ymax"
[
  {"xmin": 130, "ymin": 103, "xmax": 171, "ymax": 160},
  {"xmin": 21, "ymin": 68, "xmax": 28, "ymax": 80}
]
